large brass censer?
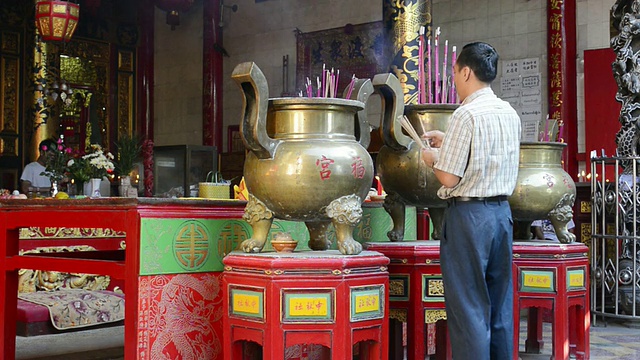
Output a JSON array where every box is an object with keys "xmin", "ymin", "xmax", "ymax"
[
  {"xmin": 372, "ymin": 74, "xmax": 457, "ymax": 240},
  {"xmin": 232, "ymin": 62, "xmax": 374, "ymax": 255},
  {"xmin": 509, "ymin": 142, "xmax": 576, "ymax": 242}
]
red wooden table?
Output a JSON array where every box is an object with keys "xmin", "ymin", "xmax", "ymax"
[
  {"xmin": 365, "ymin": 241, "xmax": 450, "ymax": 360},
  {"xmin": 512, "ymin": 241, "xmax": 590, "ymax": 360},
  {"xmin": 0, "ymin": 198, "xmax": 248, "ymax": 359},
  {"xmin": 0, "ymin": 198, "xmax": 138, "ymax": 359},
  {"xmin": 223, "ymin": 250, "xmax": 390, "ymax": 360}
]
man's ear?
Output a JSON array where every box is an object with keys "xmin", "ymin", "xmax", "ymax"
[{"xmin": 462, "ymin": 66, "xmax": 471, "ymax": 82}]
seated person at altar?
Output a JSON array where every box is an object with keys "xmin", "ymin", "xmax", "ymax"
[
  {"xmin": 20, "ymin": 139, "xmax": 56, "ymax": 195},
  {"xmin": 531, "ymin": 218, "xmax": 575, "ymax": 242}
]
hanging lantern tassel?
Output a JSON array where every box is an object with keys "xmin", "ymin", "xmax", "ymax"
[{"xmin": 35, "ymin": 1, "xmax": 80, "ymax": 42}]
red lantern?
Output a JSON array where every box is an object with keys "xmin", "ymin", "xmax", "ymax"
[{"xmin": 35, "ymin": 1, "xmax": 80, "ymax": 42}]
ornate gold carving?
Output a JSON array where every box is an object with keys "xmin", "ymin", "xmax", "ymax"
[
  {"xmin": 60, "ymin": 40, "xmax": 111, "ymax": 150},
  {"xmin": 118, "ymin": 51, "xmax": 134, "ymax": 72},
  {"xmin": 428, "ymin": 279, "xmax": 444, "ymax": 297},
  {"xmin": 384, "ymin": 0, "xmax": 431, "ymax": 104},
  {"xmin": 0, "ymin": 136, "xmax": 18, "ymax": 156},
  {"xmin": 580, "ymin": 200, "xmax": 591, "ymax": 213},
  {"xmin": 326, "ymin": 194, "xmax": 363, "ymax": 226},
  {"xmin": 581, "ymin": 223, "xmax": 591, "ymax": 243},
  {"xmin": 243, "ymin": 193, "xmax": 274, "ymax": 225},
  {"xmin": 60, "ymin": 56, "xmax": 98, "ymax": 86},
  {"xmin": 389, "ymin": 308, "xmax": 408, "ymax": 323},
  {"xmin": 1, "ymin": 32, "xmax": 19, "ymax": 58},
  {"xmin": 425, "ymin": 309, "xmax": 447, "ymax": 324},
  {"xmin": 117, "ymin": 73, "xmax": 133, "ymax": 137},
  {"xmin": 384, "ymin": 0, "xmax": 430, "ymax": 55},
  {"xmin": 389, "ymin": 279, "xmax": 406, "ymax": 296},
  {"xmin": 19, "ymin": 246, "xmax": 111, "ymax": 293},
  {"xmin": 2, "ymin": 56, "xmax": 19, "ymax": 135},
  {"xmin": 19, "ymin": 227, "xmax": 126, "ymax": 239}
]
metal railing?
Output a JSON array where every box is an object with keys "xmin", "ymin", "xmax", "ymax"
[{"xmin": 591, "ymin": 156, "xmax": 640, "ymax": 321}]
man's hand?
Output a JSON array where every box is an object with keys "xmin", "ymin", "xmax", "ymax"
[
  {"xmin": 421, "ymin": 148, "xmax": 439, "ymax": 169},
  {"xmin": 422, "ymin": 130, "xmax": 445, "ymax": 148}
]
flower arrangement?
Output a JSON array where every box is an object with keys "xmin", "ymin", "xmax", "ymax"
[
  {"xmin": 40, "ymin": 137, "xmax": 72, "ymax": 183},
  {"xmin": 66, "ymin": 156, "xmax": 91, "ymax": 184},
  {"xmin": 81, "ymin": 144, "xmax": 115, "ymax": 179},
  {"xmin": 114, "ymin": 134, "xmax": 141, "ymax": 177}
]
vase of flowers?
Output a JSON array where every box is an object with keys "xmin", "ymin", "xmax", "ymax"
[
  {"xmin": 40, "ymin": 136, "xmax": 72, "ymax": 197},
  {"xmin": 67, "ymin": 156, "xmax": 91, "ymax": 195},
  {"xmin": 77, "ymin": 144, "xmax": 115, "ymax": 198},
  {"xmin": 114, "ymin": 134, "xmax": 141, "ymax": 197}
]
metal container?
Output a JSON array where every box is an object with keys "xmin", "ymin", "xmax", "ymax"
[
  {"xmin": 509, "ymin": 142, "xmax": 576, "ymax": 242},
  {"xmin": 373, "ymin": 73, "xmax": 457, "ymax": 240},
  {"xmin": 232, "ymin": 62, "xmax": 374, "ymax": 255}
]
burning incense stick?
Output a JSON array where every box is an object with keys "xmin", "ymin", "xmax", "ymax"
[
  {"xmin": 427, "ymin": 35, "xmax": 432, "ymax": 104},
  {"xmin": 434, "ymin": 27, "xmax": 441, "ymax": 104},
  {"xmin": 442, "ymin": 40, "xmax": 448, "ymax": 103},
  {"xmin": 449, "ymin": 46, "xmax": 457, "ymax": 103},
  {"xmin": 345, "ymin": 74, "xmax": 356, "ymax": 99},
  {"xmin": 418, "ymin": 26, "xmax": 425, "ymax": 104}
]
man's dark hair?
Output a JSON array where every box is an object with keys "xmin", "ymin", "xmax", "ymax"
[
  {"xmin": 38, "ymin": 139, "xmax": 57, "ymax": 152},
  {"xmin": 456, "ymin": 42, "xmax": 499, "ymax": 83}
]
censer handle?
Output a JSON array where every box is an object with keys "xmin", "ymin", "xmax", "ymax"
[
  {"xmin": 343, "ymin": 78, "xmax": 373, "ymax": 149},
  {"xmin": 231, "ymin": 62, "xmax": 278, "ymax": 159},
  {"xmin": 372, "ymin": 73, "xmax": 411, "ymax": 151}
]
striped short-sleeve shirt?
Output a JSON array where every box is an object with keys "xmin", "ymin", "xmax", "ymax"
[{"xmin": 434, "ymin": 87, "xmax": 521, "ymax": 199}]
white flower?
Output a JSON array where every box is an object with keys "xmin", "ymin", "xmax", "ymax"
[{"xmin": 67, "ymin": 159, "xmax": 74, "ymax": 166}]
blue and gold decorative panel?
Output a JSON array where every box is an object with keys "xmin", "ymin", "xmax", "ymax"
[
  {"xmin": 389, "ymin": 275, "xmax": 410, "ymax": 301},
  {"xmin": 282, "ymin": 289, "xmax": 335, "ymax": 323},
  {"xmin": 519, "ymin": 269, "xmax": 556, "ymax": 293},
  {"xmin": 422, "ymin": 275, "xmax": 444, "ymax": 302},
  {"xmin": 350, "ymin": 285, "xmax": 385, "ymax": 322},
  {"xmin": 230, "ymin": 286, "xmax": 265, "ymax": 321},
  {"xmin": 567, "ymin": 267, "xmax": 586, "ymax": 291}
]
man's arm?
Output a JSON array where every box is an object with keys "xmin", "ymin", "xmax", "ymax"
[
  {"xmin": 433, "ymin": 168, "xmax": 461, "ymax": 188},
  {"xmin": 421, "ymin": 148, "xmax": 461, "ymax": 188},
  {"xmin": 532, "ymin": 225, "xmax": 545, "ymax": 240},
  {"xmin": 20, "ymin": 180, "xmax": 32, "ymax": 194}
]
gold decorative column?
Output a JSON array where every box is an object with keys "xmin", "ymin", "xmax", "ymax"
[
  {"xmin": 30, "ymin": 37, "xmax": 59, "ymax": 162},
  {"xmin": 383, "ymin": 0, "xmax": 431, "ymax": 105}
]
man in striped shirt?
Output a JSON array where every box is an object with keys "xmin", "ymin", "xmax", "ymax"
[{"xmin": 422, "ymin": 42, "xmax": 521, "ymax": 359}]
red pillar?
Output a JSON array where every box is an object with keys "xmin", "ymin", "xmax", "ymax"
[
  {"xmin": 138, "ymin": 0, "xmax": 155, "ymax": 196},
  {"xmin": 203, "ymin": 0, "xmax": 224, "ymax": 150},
  {"xmin": 547, "ymin": 0, "xmax": 577, "ymax": 180}
]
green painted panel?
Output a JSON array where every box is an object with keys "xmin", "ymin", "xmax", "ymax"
[
  {"xmin": 140, "ymin": 218, "xmax": 311, "ymax": 275},
  {"xmin": 319, "ymin": 205, "xmax": 417, "ymax": 250}
]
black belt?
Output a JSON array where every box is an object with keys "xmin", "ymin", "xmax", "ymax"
[{"xmin": 450, "ymin": 196, "xmax": 508, "ymax": 203}]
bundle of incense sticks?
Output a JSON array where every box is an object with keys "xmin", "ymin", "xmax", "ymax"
[
  {"xmin": 399, "ymin": 115, "xmax": 429, "ymax": 149},
  {"xmin": 303, "ymin": 65, "xmax": 355, "ymax": 99},
  {"xmin": 417, "ymin": 26, "xmax": 458, "ymax": 105}
]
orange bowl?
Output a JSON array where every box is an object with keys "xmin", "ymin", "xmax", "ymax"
[{"xmin": 271, "ymin": 239, "xmax": 298, "ymax": 253}]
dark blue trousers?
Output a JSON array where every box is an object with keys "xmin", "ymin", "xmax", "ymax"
[{"xmin": 440, "ymin": 198, "xmax": 514, "ymax": 360}]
